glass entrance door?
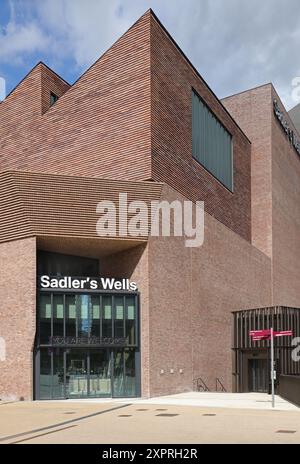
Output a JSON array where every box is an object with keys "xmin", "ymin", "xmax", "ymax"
[
  {"xmin": 248, "ymin": 359, "xmax": 268, "ymax": 393},
  {"xmin": 37, "ymin": 347, "xmax": 138, "ymax": 399},
  {"xmin": 89, "ymin": 350, "xmax": 112, "ymax": 397},
  {"xmin": 62, "ymin": 349, "xmax": 114, "ymax": 398},
  {"xmin": 112, "ymin": 348, "xmax": 137, "ymax": 397},
  {"xmin": 66, "ymin": 349, "xmax": 88, "ymax": 398}
]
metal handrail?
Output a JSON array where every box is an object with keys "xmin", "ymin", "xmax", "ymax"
[
  {"xmin": 193, "ymin": 377, "xmax": 210, "ymax": 392},
  {"xmin": 216, "ymin": 378, "xmax": 226, "ymax": 392}
]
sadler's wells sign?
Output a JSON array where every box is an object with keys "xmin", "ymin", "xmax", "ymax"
[
  {"xmin": 39, "ymin": 275, "xmax": 138, "ymax": 291},
  {"xmin": 273, "ymin": 99, "xmax": 300, "ymax": 156}
]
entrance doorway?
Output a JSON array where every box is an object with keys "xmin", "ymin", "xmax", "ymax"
[
  {"xmin": 65, "ymin": 349, "xmax": 113, "ymax": 398},
  {"xmin": 36, "ymin": 290, "xmax": 140, "ymax": 399},
  {"xmin": 37, "ymin": 347, "xmax": 138, "ymax": 399},
  {"xmin": 248, "ymin": 358, "xmax": 268, "ymax": 393}
]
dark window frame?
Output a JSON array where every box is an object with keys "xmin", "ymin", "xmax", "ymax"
[
  {"xmin": 192, "ymin": 88, "xmax": 234, "ymax": 192},
  {"xmin": 50, "ymin": 92, "xmax": 59, "ymax": 106},
  {"xmin": 37, "ymin": 290, "xmax": 139, "ymax": 349}
]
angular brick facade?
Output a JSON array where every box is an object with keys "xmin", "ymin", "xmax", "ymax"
[
  {"xmin": 0, "ymin": 9, "xmax": 299, "ymax": 400},
  {"xmin": 223, "ymin": 85, "xmax": 300, "ymax": 307},
  {"xmin": 0, "ymin": 10, "xmax": 251, "ymax": 242}
]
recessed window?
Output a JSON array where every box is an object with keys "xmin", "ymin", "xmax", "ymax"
[
  {"xmin": 192, "ymin": 89, "xmax": 233, "ymax": 191},
  {"xmin": 50, "ymin": 92, "xmax": 59, "ymax": 106}
]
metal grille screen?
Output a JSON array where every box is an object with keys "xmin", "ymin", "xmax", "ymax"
[{"xmin": 192, "ymin": 90, "xmax": 233, "ymax": 190}]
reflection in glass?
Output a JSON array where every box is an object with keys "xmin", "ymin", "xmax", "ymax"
[
  {"xmin": 91, "ymin": 296, "xmax": 100, "ymax": 338},
  {"xmin": 39, "ymin": 348, "xmax": 52, "ymax": 399},
  {"xmin": 66, "ymin": 295, "xmax": 76, "ymax": 337},
  {"xmin": 66, "ymin": 349, "xmax": 88, "ymax": 398},
  {"xmin": 77, "ymin": 295, "xmax": 90, "ymax": 338},
  {"xmin": 38, "ymin": 347, "xmax": 137, "ymax": 399},
  {"xmin": 126, "ymin": 296, "xmax": 135, "ymax": 345},
  {"xmin": 53, "ymin": 348, "xmax": 64, "ymax": 398},
  {"xmin": 37, "ymin": 291, "xmax": 138, "ymax": 399},
  {"xmin": 114, "ymin": 297, "xmax": 124, "ymax": 338},
  {"xmin": 89, "ymin": 350, "xmax": 111, "ymax": 396},
  {"xmin": 102, "ymin": 296, "xmax": 112, "ymax": 337},
  {"xmin": 113, "ymin": 349, "xmax": 124, "ymax": 397},
  {"xmin": 125, "ymin": 348, "xmax": 136, "ymax": 396},
  {"xmin": 39, "ymin": 295, "xmax": 52, "ymax": 344},
  {"xmin": 53, "ymin": 295, "xmax": 64, "ymax": 337}
]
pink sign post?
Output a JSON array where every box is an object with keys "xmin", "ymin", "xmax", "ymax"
[{"xmin": 249, "ymin": 329, "xmax": 293, "ymax": 408}]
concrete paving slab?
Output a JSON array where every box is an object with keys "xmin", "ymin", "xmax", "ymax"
[
  {"xmin": 0, "ymin": 396, "xmax": 299, "ymax": 444},
  {"xmin": 64, "ymin": 392, "xmax": 299, "ymax": 411}
]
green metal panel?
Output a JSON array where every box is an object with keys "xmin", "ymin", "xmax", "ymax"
[{"xmin": 192, "ymin": 90, "xmax": 233, "ymax": 191}]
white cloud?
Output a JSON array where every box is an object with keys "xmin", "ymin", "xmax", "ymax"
[
  {"xmin": 35, "ymin": 0, "xmax": 131, "ymax": 68},
  {"xmin": 0, "ymin": 20, "xmax": 50, "ymax": 64},
  {"xmin": 1, "ymin": 0, "xmax": 300, "ymax": 109}
]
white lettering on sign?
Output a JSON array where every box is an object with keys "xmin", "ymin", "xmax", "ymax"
[
  {"xmin": 39, "ymin": 276, "xmax": 138, "ymax": 292},
  {"xmin": 274, "ymin": 99, "xmax": 300, "ymax": 156}
]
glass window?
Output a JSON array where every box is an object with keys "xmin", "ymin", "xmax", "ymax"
[
  {"xmin": 66, "ymin": 295, "xmax": 76, "ymax": 338},
  {"xmin": 113, "ymin": 349, "xmax": 124, "ymax": 397},
  {"xmin": 39, "ymin": 295, "xmax": 52, "ymax": 344},
  {"xmin": 124, "ymin": 348, "xmax": 136, "ymax": 397},
  {"xmin": 126, "ymin": 296, "xmax": 136, "ymax": 345},
  {"xmin": 102, "ymin": 296, "xmax": 112, "ymax": 337},
  {"xmin": 114, "ymin": 297, "xmax": 124, "ymax": 338},
  {"xmin": 52, "ymin": 348, "xmax": 64, "ymax": 399},
  {"xmin": 53, "ymin": 295, "xmax": 64, "ymax": 337},
  {"xmin": 77, "ymin": 295, "xmax": 90, "ymax": 338},
  {"xmin": 38, "ymin": 251, "xmax": 99, "ymax": 277},
  {"xmin": 39, "ymin": 348, "xmax": 52, "ymax": 399},
  {"xmin": 192, "ymin": 89, "xmax": 233, "ymax": 191},
  {"xmin": 50, "ymin": 92, "xmax": 58, "ymax": 106},
  {"xmin": 89, "ymin": 350, "xmax": 111, "ymax": 397},
  {"xmin": 91, "ymin": 296, "xmax": 100, "ymax": 338}
]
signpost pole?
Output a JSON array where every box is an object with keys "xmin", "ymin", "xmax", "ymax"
[{"xmin": 270, "ymin": 327, "xmax": 275, "ymax": 408}]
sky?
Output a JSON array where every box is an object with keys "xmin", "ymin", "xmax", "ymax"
[{"xmin": 0, "ymin": 0, "xmax": 300, "ymax": 109}]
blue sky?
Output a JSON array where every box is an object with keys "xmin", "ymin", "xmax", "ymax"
[{"xmin": 1, "ymin": 0, "xmax": 300, "ymax": 108}]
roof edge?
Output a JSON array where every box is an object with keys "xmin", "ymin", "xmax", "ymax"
[
  {"xmin": 149, "ymin": 8, "xmax": 251, "ymax": 144},
  {"xmin": 0, "ymin": 61, "xmax": 71, "ymax": 106}
]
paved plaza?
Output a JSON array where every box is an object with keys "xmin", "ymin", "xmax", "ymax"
[{"xmin": 0, "ymin": 393, "xmax": 299, "ymax": 444}]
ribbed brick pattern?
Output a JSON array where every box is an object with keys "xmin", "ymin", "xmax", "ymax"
[
  {"xmin": 0, "ymin": 12, "xmax": 152, "ymax": 180},
  {"xmin": 0, "ymin": 171, "xmax": 163, "ymax": 243},
  {"xmin": 41, "ymin": 65, "xmax": 70, "ymax": 114},
  {"xmin": 0, "ymin": 10, "xmax": 251, "ymax": 242}
]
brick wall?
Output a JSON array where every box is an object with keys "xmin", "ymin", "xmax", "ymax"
[
  {"xmin": 223, "ymin": 85, "xmax": 300, "ymax": 307},
  {"xmin": 222, "ymin": 85, "xmax": 273, "ymax": 258},
  {"xmin": 0, "ymin": 10, "xmax": 251, "ymax": 243},
  {"xmin": 0, "ymin": 238, "xmax": 36, "ymax": 401},
  {"xmin": 0, "ymin": 12, "xmax": 152, "ymax": 180},
  {"xmin": 147, "ymin": 185, "xmax": 271, "ymax": 395},
  {"xmin": 271, "ymin": 87, "xmax": 300, "ymax": 306},
  {"xmin": 41, "ymin": 64, "xmax": 70, "ymax": 115}
]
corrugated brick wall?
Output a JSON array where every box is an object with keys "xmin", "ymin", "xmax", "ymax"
[
  {"xmin": 0, "ymin": 10, "xmax": 251, "ymax": 242},
  {"xmin": 0, "ymin": 171, "xmax": 164, "ymax": 243}
]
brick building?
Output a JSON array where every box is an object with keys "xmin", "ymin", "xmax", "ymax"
[{"xmin": 0, "ymin": 10, "xmax": 299, "ymax": 401}]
